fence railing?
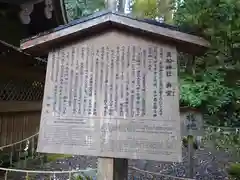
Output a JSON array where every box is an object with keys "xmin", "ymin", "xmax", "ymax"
[
  {"xmin": 0, "ymin": 167, "xmax": 97, "ymax": 180},
  {"xmin": 0, "ymin": 166, "xmax": 196, "ymax": 180}
]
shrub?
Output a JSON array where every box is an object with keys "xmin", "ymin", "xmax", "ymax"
[{"xmin": 228, "ymin": 163, "xmax": 240, "ymax": 179}]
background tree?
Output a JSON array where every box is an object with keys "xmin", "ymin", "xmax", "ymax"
[
  {"xmin": 174, "ymin": 0, "xmax": 240, "ymax": 159},
  {"xmin": 63, "ymin": 0, "xmax": 105, "ymax": 21},
  {"xmin": 174, "ymin": 0, "xmax": 240, "ymax": 127},
  {"xmin": 131, "ymin": 0, "xmax": 174, "ymax": 23}
]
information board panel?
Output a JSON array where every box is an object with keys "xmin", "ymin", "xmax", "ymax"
[{"xmin": 37, "ymin": 31, "xmax": 182, "ymax": 162}]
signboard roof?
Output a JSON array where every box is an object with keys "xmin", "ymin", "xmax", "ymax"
[{"xmin": 20, "ymin": 11, "xmax": 210, "ymax": 55}]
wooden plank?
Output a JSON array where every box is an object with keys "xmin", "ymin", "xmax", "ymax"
[
  {"xmin": 3, "ymin": 116, "xmax": 7, "ymax": 145},
  {"xmin": 0, "ymin": 101, "xmax": 42, "ymax": 113},
  {"xmin": 20, "ymin": 13, "xmax": 209, "ymax": 55},
  {"xmin": 0, "ymin": 116, "xmax": 2, "ymax": 146},
  {"xmin": 0, "ymin": 111, "xmax": 41, "ymax": 149},
  {"xmin": 97, "ymin": 158, "xmax": 128, "ymax": 180}
]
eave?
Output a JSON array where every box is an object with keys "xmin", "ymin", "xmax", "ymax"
[
  {"xmin": 20, "ymin": 11, "xmax": 210, "ymax": 56},
  {"xmin": 0, "ymin": 0, "xmax": 35, "ymax": 5}
]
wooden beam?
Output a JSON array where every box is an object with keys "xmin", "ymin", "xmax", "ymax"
[{"xmin": 0, "ymin": 101, "xmax": 42, "ymax": 113}]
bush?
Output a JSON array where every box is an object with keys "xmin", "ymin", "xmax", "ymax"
[{"xmin": 228, "ymin": 163, "xmax": 240, "ymax": 179}]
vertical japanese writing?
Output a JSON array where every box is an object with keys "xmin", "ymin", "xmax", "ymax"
[
  {"xmin": 83, "ymin": 47, "xmax": 89, "ymax": 115},
  {"xmin": 158, "ymin": 48, "xmax": 163, "ymax": 116},
  {"xmin": 153, "ymin": 46, "xmax": 158, "ymax": 117},
  {"xmin": 186, "ymin": 113, "xmax": 197, "ymax": 130},
  {"xmin": 68, "ymin": 47, "xmax": 75, "ymax": 109},
  {"xmin": 119, "ymin": 46, "xmax": 125, "ymax": 117},
  {"xmin": 104, "ymin": 47, "xmax": 109, "ymax": 116},
  {"xmin": 130, "ymin": 46, "xmax": 136, "ymax": 117},
  {"xmin": 63, "ymin": 50, "xmax": 69, "ymax": 115},
  {"xmin": 59, "ymin": 49, "xmax": 65, "ymax": 115},
  {"xmin": 53, "ymin": 50, "xmax": 59, "ymax": 113},
  {"xmin": 100, "ymin": 46, "xmax": 105, "ymax": 98},
  {"xmin": 78, "ymin": 47, "xmax": 84, "ymax": 115},
  {"xmin": 73, "ymin": 46, "xmax": 78, "ymax": 114},
  {"xmin": 88, "ymin": 47, "xmax": 94, "ymax": 115},
  {"xmin": 94, "ymin": 48, "xmax": 100, "ymax": 116},
  {"xmin": 50, "ymin": 44, "xmax": 177, "ymax": 119},
  {"xmin": 165, "ymin": 51, "xmax": 175, "ymax": 97},
  {"xmin": 125, "ymin": 46, "xmax": 130, "ymax": 117},
  {"xmin": 51, "ymin": 51, "xmax": 55, "ymax": 82},
  {"xmin": 148, "ymin": 46, "xmax": 153, "ymax": 71},
  {"xmin": 69, "ymin": 46, "xmax": 76, "ymax": 114},
  {"xmin": 80, "ymin": 47, "xmax": 86, "ymax": 115},
  {"xmin": 135, "ymin": 47, "xmax": 141, "ymax": 116},
  {"xmin": 109, "ymin": 48, "xmax": 114, "ymax": 116},
  {"xmin": 115, "ymin": 46, "xmax": 120, "ymax": 115},
  {"xmin": 142, "ymin": 49, "xmax": 146, "ymax": 116}
]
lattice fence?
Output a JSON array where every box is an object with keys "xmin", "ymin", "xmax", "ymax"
[
  {"xmin": 0, "ymin": 40, "xmax": 46, "ymax": 102},
  {"xmin": 0, "ymin": 79, "xmax": 44, "ymax": 101}
]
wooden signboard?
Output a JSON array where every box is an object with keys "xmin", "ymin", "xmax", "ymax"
[
  {"xmin": 37, "ymin": 30, "xmax": 182, "ymax": 162},
  {"xmin": 181, "ymin": 110, "xmax": 203, "ymax": 136}
]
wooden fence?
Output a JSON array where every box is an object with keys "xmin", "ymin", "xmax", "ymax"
[{"xmin": 0, "ymin": 101, "xmax": 41, "ymax": 147}]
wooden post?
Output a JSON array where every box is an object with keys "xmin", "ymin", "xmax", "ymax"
[
  {"xmin": 97, "ymin": 158, "xmax": 128, "ymax": 180},
  {"xmin": 187, "ymin": 135, "xmax": 194, "ymax": 178}
]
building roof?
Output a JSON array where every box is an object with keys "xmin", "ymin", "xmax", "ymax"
[
  {"xmin": 20, "ymin": 11, "xmax": 210, "ymax": 55},
  {"xmin": 0, "ymin": 40, "xmax": 46, "ymax": 81},
  {"xmin": 0, "ymin": 0, "xmax": 32, "ymax": 5}
]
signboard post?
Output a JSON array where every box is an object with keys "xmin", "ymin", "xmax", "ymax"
[
  {"xmin": 181, "ymin": 108, "xmax": 203, "ymax": 178},
  {"xmin": 20, "ymin": 11, "xmax": 209, "ymax": 180}
]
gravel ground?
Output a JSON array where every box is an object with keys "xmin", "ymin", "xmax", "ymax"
[{"xmin": 4, "ymin": 147, "xmax": 234, "ymax": 180}]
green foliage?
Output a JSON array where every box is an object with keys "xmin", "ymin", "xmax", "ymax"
[
  {"xmin": 203, "ymin": 128, "xmax": 240, "ymax": 155},
  {"xmin": 175, "ymin": 0, "xmax": 240, "ymax": 127},
  {"xmin": 180, "ymin": 69, "xmax": 234, "ymax": 114},
  {"xmin": 132, "ymin": 0, "xmax": 174, "ymax": 23},
  {"xmin": 64, "ymin": 0, "xmax": 105, "ymax": 21},
  {"xmin": 228, "ymin": 163, "xmax": 240, "ymax": 179}
]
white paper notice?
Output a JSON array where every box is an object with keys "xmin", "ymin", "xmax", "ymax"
[{"xmin": 37, "ymin": 31, "xmax": 182, "ymax": 162}]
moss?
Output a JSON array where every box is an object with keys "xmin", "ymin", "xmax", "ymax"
[{"xmin": 46, "ymin": 154, "xmax": 72, "ymax": 162}]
